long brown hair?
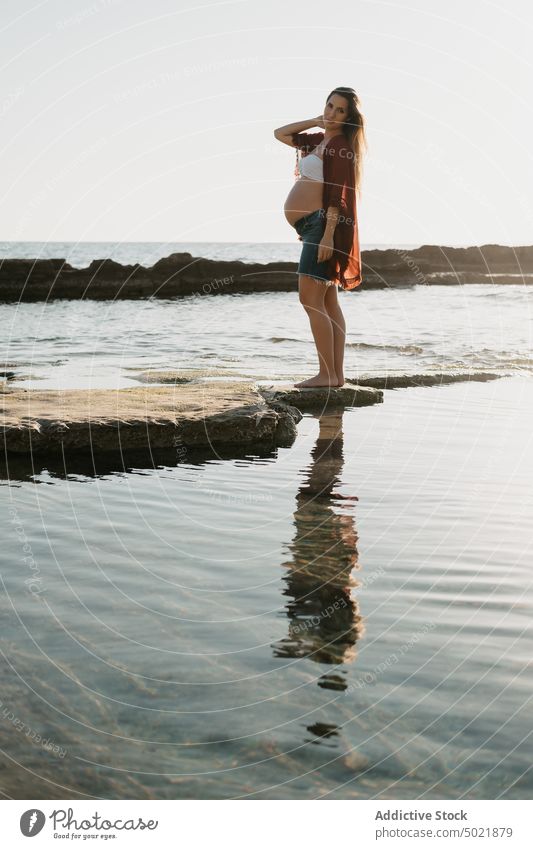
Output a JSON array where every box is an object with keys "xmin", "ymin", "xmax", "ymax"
[{"xmin": 326, "ymin": 86, "xmax": 367, "ymax": 197}]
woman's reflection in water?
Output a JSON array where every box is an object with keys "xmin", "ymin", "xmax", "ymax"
[{"xmin": 272, "ymin": 411, "xmax": 365, "ymax": 692}]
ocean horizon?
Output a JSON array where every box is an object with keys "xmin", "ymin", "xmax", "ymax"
[{"xmin": 0, "ymin": 239, "xmax": 502, "ymax": 270}]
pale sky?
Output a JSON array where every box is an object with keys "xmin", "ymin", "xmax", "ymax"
[{"xmin": 1, "ymin": 0, "xmax": 532, "ymax": 246}]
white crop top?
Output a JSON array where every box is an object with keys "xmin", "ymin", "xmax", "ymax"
[{"xmin": 298, "ymin": 151, "xmax": 323, "ymax": 182}]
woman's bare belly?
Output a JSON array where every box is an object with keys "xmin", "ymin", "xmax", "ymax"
[{"xmin": 284, "ymin": 177, "xmax": 324, "ymax": 226}]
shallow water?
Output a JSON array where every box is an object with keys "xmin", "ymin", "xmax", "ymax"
[
  {"xmin": 1, "ymin": 376, "xmax": 532, "ymax": 799},
  {"xmin": 1, "ymin": 284, "xmax": 532, "ymax": 389}
]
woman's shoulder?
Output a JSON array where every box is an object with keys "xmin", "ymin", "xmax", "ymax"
[
  {"xmin": 325, "ymin": 134, "xmax": 356, "ymax": 167},
  {"xmin": 327, "ymin": 132, "xmax": 347, "ymax": 144},
  {"xmin": 325, "ymin": 133, "xmax": 352, "ymax": 152}
]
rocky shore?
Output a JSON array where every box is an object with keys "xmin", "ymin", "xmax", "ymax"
[
  {"xmin": 0, "ymin": 380, "xmax": 381, "ymax": 455},
  {"xmin": 1, "ymin": 371, "xmax": 501, "ymax": 457},
  {"xmin": 1, "ymin": 245, "xmax": 532, "ymax": 301}
]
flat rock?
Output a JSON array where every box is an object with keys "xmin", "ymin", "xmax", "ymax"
[
  {"xmin": 351, "ymin": 371, "xmax": 502, "ymax": 389},
  {"xmin": 0, "ymin": 381, "xmax": 300, "ymax": 455},
  {"xmin": 259, "ymin": 383, "xmax": 383, "ymax": 410}
]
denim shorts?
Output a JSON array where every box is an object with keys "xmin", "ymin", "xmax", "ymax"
[{"xmin": 293, "ymin": 208, "xmax": 334, "ymax": 286}]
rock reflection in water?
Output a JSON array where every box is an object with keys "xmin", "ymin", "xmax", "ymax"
[{"xmin": 272, "ymin": 412, "xmax": 365, "ymax": 690}]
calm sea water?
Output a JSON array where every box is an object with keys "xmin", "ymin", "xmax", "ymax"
[
  {"xmin": 1, "ymin": 284, "xmax": 532, "ymax": 390},
  {"xmin": 1, "ymin": 377, "xmax": 532, "ymax": 799},
  {"xmin": 3, "ymin": 240, "xmax": 531, "ymax": 388},
  {"xmin": 1, "ymin": 242, "xmax": 532, "ymax": 799}
]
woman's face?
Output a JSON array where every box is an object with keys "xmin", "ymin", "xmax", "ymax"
[{"xmin": 323, "ymin": 94, "xmax": 349, "ymax": 130}]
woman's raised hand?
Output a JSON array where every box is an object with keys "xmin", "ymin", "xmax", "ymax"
[{"xmin": 314, "ymin": 115, "xmax": 325, "ymax": 129}]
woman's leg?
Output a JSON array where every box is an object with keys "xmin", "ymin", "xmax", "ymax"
[
  {"xmin": 324, "ymin": 283, "xmax": 346, "ymax": 386},
  {"xmin": 294, "ymin": 274, "xmax": 338, "ymax": 388}
]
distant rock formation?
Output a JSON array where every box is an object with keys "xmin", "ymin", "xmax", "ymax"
[{"xmin": 1, "ymin": 244, "xmax": 533, "ymax": 301}]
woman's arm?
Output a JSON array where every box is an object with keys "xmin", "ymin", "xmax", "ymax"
[
  {"xmin": 324, "ymin": 207, "xmax": 340, "ymax": 238},
  {"xmin": 318, "ymin": 146, "xmax": 352, "ymax": 261},
  {"xmin": 274, "ymin": 115, "xmax": 324, "ymax": 146},
  {"xmin": 317, "ymin": 207, "xmax": 340, "ymax": 262}
]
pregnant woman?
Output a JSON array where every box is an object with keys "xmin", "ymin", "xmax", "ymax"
[{"xmin": 274, "ymin": 87, "xmax": 366, "ymax": 388}]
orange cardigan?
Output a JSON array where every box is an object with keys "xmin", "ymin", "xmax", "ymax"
[{"xmin": 291, "ymin": 130, "xmax": 362, "ymax": 290}]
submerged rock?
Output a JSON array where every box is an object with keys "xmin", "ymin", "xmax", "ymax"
[
  {"xmin": 131, "ymin": 367, "xmax": 235, "ymax": 383},
  {"xmin": 351, "ymin": 371, "xmax": 502, "ymax": 389}
]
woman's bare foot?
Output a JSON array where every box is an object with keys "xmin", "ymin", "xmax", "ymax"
[
  {"xmin": 294, "ymin": 373, "xmax": 339, "ymax": 388},
  {"xmin": 336, "ymin": 375, "xmax": 345, "ymax": 387}
]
